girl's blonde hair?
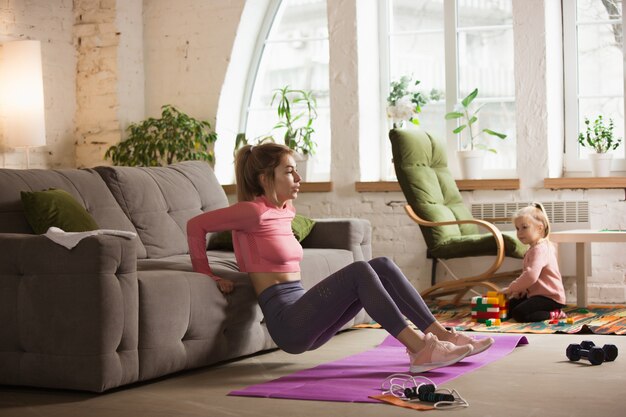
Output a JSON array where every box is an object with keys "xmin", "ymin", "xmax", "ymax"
[
  {"xmin": 234, "ymin": 143, "xmax": 294, "ymax": 202},
  {"xmin": 512, "ymin": 202, "xmax": 551, "ymax": 238}
]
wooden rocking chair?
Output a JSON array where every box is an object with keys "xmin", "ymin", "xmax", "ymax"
[{"xmin": 389, "ymin": 127, "xmax": 526, "ymax": 304}]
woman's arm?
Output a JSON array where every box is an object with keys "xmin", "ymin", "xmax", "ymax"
[{"xmin": 186, "ymin": 202, "xmax": 260, "ymax": 279}]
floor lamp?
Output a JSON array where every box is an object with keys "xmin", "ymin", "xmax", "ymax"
[{"xmin": 0, "ymin": 40, "xmax": 47, "ymax": 168}]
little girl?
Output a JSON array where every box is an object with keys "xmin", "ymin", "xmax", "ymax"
[{"xmin": 502, "ymin": 203, "xmax": 566, "ymax": 322}]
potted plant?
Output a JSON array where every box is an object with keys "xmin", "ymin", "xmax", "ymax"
[
  {"xmin": 386, "ymin": 75, "xmax": 443, "ymax": 128},
  {"xmin": 105, "ymin": 105, "xmax": 217, "ymax": 167},
  {"xmin": 444, "ymin": 88, "xmax": 507, "ymax": 179},
  {"xmin": 263, "ymin": 86, "xmax": 318, "ymax": 180},
  {"xmin": 578, "ymin": 115, "xmax": 622, "ymax": 177},
  {"xmin": 234, "ymin": 132, "xmax": 248, "ymax": 156}
]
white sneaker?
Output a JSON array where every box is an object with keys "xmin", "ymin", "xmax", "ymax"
[
  {"xmin": 446, "ymin": 328, "xmax": 494, "ymax": 356},
  {"xmin": 407, "ymin": 333, "xmax": 473, "ymax": 373}
]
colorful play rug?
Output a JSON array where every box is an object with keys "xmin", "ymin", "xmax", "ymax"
[
  {"xmin": 356, "ymin": 303, "xmax": 626, "ymax": 335},
  {"xmin": 229, "ymin": 334, "xmax": 527, "ymax": 404}
]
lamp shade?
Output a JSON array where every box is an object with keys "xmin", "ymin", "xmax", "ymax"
[{"xmin": 0, "ymin": 40, "xmax": 46, "ymax": 148}]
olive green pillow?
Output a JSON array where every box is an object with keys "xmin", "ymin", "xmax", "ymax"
[
  {"xmin": 209, "ymin": 214, "xmax": 316, "ymax": 250},
  {"xmin": 20, "ymin": 188, "xmax": 99, "ymax": 234},
  {"xmin": 291, "ymin": 214, "xmax": 316, "ymax": 242}
]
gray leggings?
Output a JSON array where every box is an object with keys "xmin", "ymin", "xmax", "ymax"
[{"xmin": 257, "ymin": 256, "xmax": 436, "ymax": 354}]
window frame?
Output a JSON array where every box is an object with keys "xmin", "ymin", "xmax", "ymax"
[
  {"xmin": 562, "ymin": 0, "xmax": 626, "ymax": 174},
  {"xmin": 378, "ymin": 0, "xmax": 516, "ymax": 181}
]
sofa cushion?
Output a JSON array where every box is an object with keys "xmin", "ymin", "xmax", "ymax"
[
  {"xmin": 95, "ymin": 161, "xmax": 229, "ymax": 259},
  {"xmin": 0, "ymin": 168, "xmax": 147, "ymax": 258},
  {"xmin": 291, "ymin": 214, "xmax": 316, "ymax": 242},
  {"xmin": 20, "ymin": 188, "xmax": 100, "ymax": 234},
  {"xmin": 135, "ymin": 259, "xmax": 271, "ymax": 381}
]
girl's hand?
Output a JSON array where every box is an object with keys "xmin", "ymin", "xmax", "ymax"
[
  {"xmin": 216, "ymin": 278, "xmax": 235, "ymax": 294},
  {"xmin": 501, "ymin": 286, "xmax": 523, "ymax": 299}
]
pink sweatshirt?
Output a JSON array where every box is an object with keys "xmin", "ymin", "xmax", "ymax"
[
  {"xmin": 187, "ymin": 195, "xmax": 303, "ymax": 279},
  {"xmin": 507, "ymin": 239, "xmax": 566, "ymax": 304}
]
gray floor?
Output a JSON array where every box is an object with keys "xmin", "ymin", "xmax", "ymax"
[{"xmin": 1, "ymin": 328, "xmax": 625, "ymax": 417}]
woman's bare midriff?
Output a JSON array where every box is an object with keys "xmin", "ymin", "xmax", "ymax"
[{"xmin": 249, "ymin": 271, "xmax": 301, "ymax": 296}]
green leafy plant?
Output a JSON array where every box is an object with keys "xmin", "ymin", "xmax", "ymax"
[
  {"xmin": 444, "ymin": 88, "xmax": 507, "ymax": 153},
  {"xmin": 578, "ymin": 115, "xmax": 622, "ymax": 153},
  {"xmin": 105, "ymin": 105, "xmax": 217, "ymax": 166},
  {"xmin": 387, "ymin": 75, "xmax": 443, "ymax": 126},
  {"xmin": 269, "ymin": 86, "xmax": 318, "ymax": 156},
  {"xmin": 234, "ymin": 132, "xmax": 248, "ymax": 156}
]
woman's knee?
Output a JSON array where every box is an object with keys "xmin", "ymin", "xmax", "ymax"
[
  {"xmin": 349, "ymin": 260, "xmax": 377, "ymax": 276},
  {"xmin": 369, "ymin": 257, "xmax": 398, "ymax": 276},
  {"xmin": 369, "ymin": 256, "xmax": 395, "ymax": 270},
  {"xmin": 369, "ymin": 256, "xmax": 406, "ymax": 283}
]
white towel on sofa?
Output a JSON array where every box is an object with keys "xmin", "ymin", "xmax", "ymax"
[{"xmin": 44, "ymin": 226, "xmax": 137, "ymax": 249}]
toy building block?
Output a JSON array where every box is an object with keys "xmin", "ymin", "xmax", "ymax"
[
  {"xmin": 485, "ymin": 318, "xmax": 501, "ymax": 327},
  {"xmin": 471, "ymin": 296, "xmax": 499, "ymax": 305},
  {"xmin": 472, "ymin": 311, "xmax": 501, "ymax": 320},
  {"xmin": 471, "ymin": 293, "xmax": 509, "ymax": 323}
]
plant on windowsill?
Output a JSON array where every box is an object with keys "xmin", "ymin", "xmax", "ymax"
[
  {"xmin": 254, "ymin": 86, "xmax": 318, "ymax": 181},
  {"xmin": 105, "ymin": 105, "xmax": 217, "ymax": 167},
  {"xmin": 578, "ymin": 115, "xmax": 622, "ymax": 177},
  {"xmin": 444, "ymin": 88, "xmax": 507, "ymax": 179},
  {"xmin": 386, "ymin": 75, "xmax": 443, "ymax": 128},
  {"xmin": 234, "ymin": 132, "xmax": 248, "ymax": 157}
]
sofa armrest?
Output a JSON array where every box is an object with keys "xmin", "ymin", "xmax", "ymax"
[
  {"xmin": 301, "ymin": 218, "xmax": 372, "ymax": 261},
  {"xmin": 0, "ymin": 233, "xmax": 139, "ymax": 392}
]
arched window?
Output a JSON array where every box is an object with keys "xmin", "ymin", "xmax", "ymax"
[{"xmin": 243, "ymin": 0, "xmax": 331, "ymax": 181}]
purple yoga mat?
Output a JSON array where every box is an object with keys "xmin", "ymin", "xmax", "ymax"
[{"xmin": 229, "ymin": 333, "xmax": 528, "ymax": 403}]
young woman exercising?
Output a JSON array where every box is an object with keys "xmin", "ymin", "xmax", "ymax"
[{"xmin": 187, "ymin": 143, "xmax": 493, "ymax": 373}]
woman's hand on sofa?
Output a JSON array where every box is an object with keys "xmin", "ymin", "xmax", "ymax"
[{"xmin": 216, "ymin": 278, "xmax": 235, "ymax": 294}]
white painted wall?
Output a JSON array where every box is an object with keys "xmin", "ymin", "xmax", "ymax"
[
  {"xmin": 143, "ymin": 0, "xmax": 244, "ymax": 125},
  {"xmin": 0, "ymin": 0, "xmax": 76, "ymax": 169},
  {"xmin": 116, "ymin": 0, "xmax": 145, "ymax": 136},
  {"xmin": 1, "ymin": 0, "xmax": 624, "ymax": 303}
]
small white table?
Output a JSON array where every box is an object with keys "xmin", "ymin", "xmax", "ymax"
[{"xmin": 550, "ymin": 229, "xmax": 626, "ymax": 307}]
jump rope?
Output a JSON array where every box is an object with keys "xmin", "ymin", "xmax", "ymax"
[{"xmin": 380, "ymin": 374, "xmax": 469, "ymax": 409}]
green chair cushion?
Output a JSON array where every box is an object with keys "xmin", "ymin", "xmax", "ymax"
[
  {"xmin": 390, "ymin": 128, "xmax": 478, "ymax": 249},
  {"xmin": 428, "ymin": 231, "xmax": 526, "ymax": 259},
  {"xmin": 20, "ymin": 188, "xmax": 99, "ymax": 234}
]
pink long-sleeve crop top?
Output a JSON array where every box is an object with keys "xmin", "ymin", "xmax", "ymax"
[{"xmin": 187, "ymin": 195, "xmax": 303, "ymax": 279}]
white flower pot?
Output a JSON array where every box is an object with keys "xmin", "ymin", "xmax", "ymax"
[
  {"xmin": 458, "ymin": 150, "xmax": 484, "ymax": 179},
  {"xmin": 589, "ymin": 153, "xmax": 613, "ymax": 177},
  {"xmin": 388, "ymin": 118, "xmax": 407, "ymax": 129},
  {"xmin": 295, "ymin": 153, "xmax": 310, "ymax": 182}
]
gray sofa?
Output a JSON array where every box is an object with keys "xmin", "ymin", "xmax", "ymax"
[{"xmin": 0, "ymin": 161, "xmax": 372, "ymax": 392}]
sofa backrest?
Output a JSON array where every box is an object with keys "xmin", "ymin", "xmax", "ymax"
[
  {"xmin": 95, "ymin": 161, "xmax": 229, "ymax": 259},
  {"xmin": 0, "ymin": 167, "xmax": 147, "ymax": 258}
]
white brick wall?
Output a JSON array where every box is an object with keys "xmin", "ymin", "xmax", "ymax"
[{"xmin": 73, "ymin": 0, "xmax": 121, "ymax": 168}]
